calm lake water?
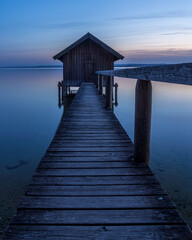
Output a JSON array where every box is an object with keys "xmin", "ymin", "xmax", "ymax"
[{"xmin": 0, "ymin": 68, "xmax": 192, "ymax": 234}]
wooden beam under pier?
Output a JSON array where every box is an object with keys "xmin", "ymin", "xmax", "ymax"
[{"xmin": 96, "ymin": 62, "xmax": 192, "ymax": 86}]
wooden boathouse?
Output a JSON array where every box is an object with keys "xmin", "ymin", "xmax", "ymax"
[
  {"xmin": 53, "ymin": 32, "xmax": 123, "ymax": 96},
  {"xmin": 3, "ymin": 33, "xmax": 192, "ymax": 239}
]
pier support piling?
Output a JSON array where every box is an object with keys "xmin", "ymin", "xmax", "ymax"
[
  {"xmin": 97, "ymin": 75, "xmax": 100, "ymax": 91},
  {"xmin": 106, "ymin": 76, "xmax": 113, "ymax": 109},
  {"xmin": 99, "ymin": 75, "xmax": 103, "ymax": 95},
  {"xmin": 62, "ymin": 79, "xmax": 67, "ymax": 99},
  {"xmin": 114, "ymin": 83, "xmax": 118, "ymax": 106},
  {"xmin": 58, "ymin": 81, "xmax": 62, "ymax": 107},
  {"xmin": 134, "ymin": 79, "xmax": 152, "ymax": 164}
]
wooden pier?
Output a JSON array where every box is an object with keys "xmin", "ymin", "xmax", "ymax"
[{"xmin": 4, "ymin": 82, "xmax": 192, "ymax": 239}]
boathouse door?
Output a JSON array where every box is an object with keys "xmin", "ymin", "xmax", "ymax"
[{"xmin": 84, "ymin": 60, "xmax": 94, "ymax": 82}]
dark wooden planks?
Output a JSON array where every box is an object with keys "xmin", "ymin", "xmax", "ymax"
[{"xmin": 4, "ymin": 82, "xmax": 192, "ymax": 239}]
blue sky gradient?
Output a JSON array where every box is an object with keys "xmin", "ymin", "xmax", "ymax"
[{"xmin": 0, "ymin": 0, "xmax": 192, "ymax": 66}]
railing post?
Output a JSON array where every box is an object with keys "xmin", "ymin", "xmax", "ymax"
[
  {"xmin": 99, "ymin": 75, "xmax": 103, "ymax": 95},
  {"xmin": 58, "ymin": 82, "xmax": 62, "ymax": 107},
  {"xmin": 134, "ymin": 79, "xmax": 152, "ymax": 164},
  {"xmin": 94, "ymin": 75, "xmax": 97, "ymax": 87},
  {"xmin": 97, "ymin": 75, "xmax": 100, "ymax": 91},
  {"xmin": 58, "ymin": 81, "xmax": 61, "ymax": 100},
  {"xmin": 62, "ymin": 80, "xmax": 66, "ymax": 99},
  {"xmin": 58, "ymin": 81, "xmax": 62, "ymax": 107},
  {"xmin": 114, "ymin": 83, "xmax": 118, "ymax": 106},
  {"xmin": 105, "ymin": 76, "xmax": 112, "ymax": 109}
]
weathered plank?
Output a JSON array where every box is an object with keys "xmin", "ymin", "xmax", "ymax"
[
  {"xmin": 38, "ymin": 161, "xmax": 145, "ymax": 168},
  {"xmin": 53, "ymin": 136, "xmax": 131, "ymax": 141},
  {"xmin": 12, "ymin": 209, "xmax": 182, "ymax": 225},
  {"xmin": 50, "ymin": 142, "xmax": 132, "ymax": 147},
  {"xmin": 18, "ymin": 195, "xmax": 174, "ymax": 209},
  {"xmin": 45, "ymin": 152, "xmax": 133, "ymax": 157},
  {"xmin": 42, "ymin": 156, "xmax": 131, "ymax": 162},
  {"xmin": 30, "ymin": 175, "xmax": 159, "ymax": 186},
  {"xmin": 47, "ymin": 146, "xmax": 133, "ymax": 152},
  {"xmin": 26, "ymin": 184, "xmax": 166, "ymax": 196},
  {"xmin": 4, "ymin": 225, "xmax": 192, "ymax": 240},
  {"xmin": 51, "ymin": 139, "xmax": 132, "ymax": 143},
  {"xmin": 34, "ymin": 167, "xmax": 152, "ymax": 176}
]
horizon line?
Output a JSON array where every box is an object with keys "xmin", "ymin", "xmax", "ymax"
[{"xmin": 0, "ymin": 63, "xmax": 168, "ymax": 69}]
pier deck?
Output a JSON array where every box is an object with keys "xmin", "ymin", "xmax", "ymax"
[{"xmin": 4, "ymin": 83, "xmax": 192, "ymax": 239}]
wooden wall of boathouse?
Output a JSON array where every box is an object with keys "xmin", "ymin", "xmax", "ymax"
[{"xmin": 62, "ymin": 39, "xmax": 114, "ymax": 86}]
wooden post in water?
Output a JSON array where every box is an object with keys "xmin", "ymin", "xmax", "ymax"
[
  {"xmin": 62, "ymin": 81, "xmax": 67, "ymax": 99},
  {"xmin": 66, "ymin": 86, "xmax": 70, "ymax": 96},
  {"xmin": 62, "ymin": 62, "xmax": 67, "ymax": 98},
  {"xmin": 134, "ymin": 79, "xmax": 152, "ymax": 164},
  {"xmin": 58, "ymin": 81, "xmax": 62, "ymax": 107},
  {"xmin": 60, "ymin": 80, "xmax": 64, "ymax": 102},
  {"xmin": 97, "ymin": 75, "xmax": 100, "ymax": 91},
  {"xmin": 99, "ymin": 75, "xmax": 103, "ymax": 95},
  {"xmin": 58, "ymin": 81, "xmax": 61, "ymax": 99},
  {"xmin": 106, "ymin": 76, "xmax": 113, "ymax": 109},
  {"xmin": 114, "ymin": 83, "xmax": 118, "ymax": 105}
]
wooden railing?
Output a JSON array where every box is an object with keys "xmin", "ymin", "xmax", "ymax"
[{"xmin": 96, "ymin": 62, "xmax": 192, "ymax": 165}]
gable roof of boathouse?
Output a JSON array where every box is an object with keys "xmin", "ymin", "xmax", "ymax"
[{"xmin": 53, "ymin": 32, "xmax": 124, "ymax": 61}]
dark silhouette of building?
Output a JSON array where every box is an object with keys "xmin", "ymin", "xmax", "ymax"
[{"xmin": 53, "ymin": 32, "xmax": 124, "ymax": 95}]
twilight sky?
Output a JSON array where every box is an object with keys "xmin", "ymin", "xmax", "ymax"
[{"xmin": 0, "ymin": 0, "xmax": 192, "ymax": 66}]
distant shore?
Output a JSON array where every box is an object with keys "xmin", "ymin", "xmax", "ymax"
[{"xmin": 0, "ymin": 63, "xmax": 165, "ymax": 69}]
